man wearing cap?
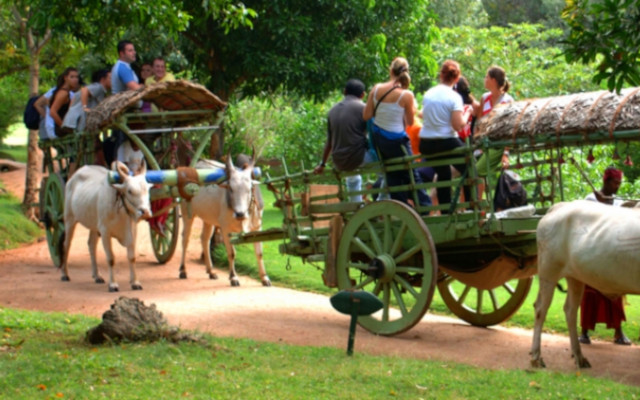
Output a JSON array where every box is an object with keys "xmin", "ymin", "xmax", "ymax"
[{"xmin": 579, "ymin": 167, "xmax": 630, "ymax": 345}]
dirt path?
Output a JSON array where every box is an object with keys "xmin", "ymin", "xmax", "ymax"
[{"xmin": 1, "ymin": 167, "xmax": 640, "ymax": 386}]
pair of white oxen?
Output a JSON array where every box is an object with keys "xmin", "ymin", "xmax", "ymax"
[{"xmin": 59, "ymin": 156, "xmax": 270, "ymax": 293}]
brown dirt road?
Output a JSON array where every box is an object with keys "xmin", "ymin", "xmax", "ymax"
[{"xmin": 1, "ymin": 167, "xmax": 639, "ymax": 386}]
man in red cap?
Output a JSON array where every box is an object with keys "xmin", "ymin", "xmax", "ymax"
[{"xmin": 579, "ymin": 167, "xmax": 630, "ymax": 345}]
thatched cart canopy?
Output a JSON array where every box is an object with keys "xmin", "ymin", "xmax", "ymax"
[
  {"xmin": 85, "ymin": 80, "xmax": 227, "ymax": 132},
  {"xmin": 474, "ymin": 87, "xmax": 640, "ymax": 144}
]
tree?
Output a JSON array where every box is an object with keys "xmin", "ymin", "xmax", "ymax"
[
  {"xmin": 177, "ymin": 0, "xmax": 438, "ymax": 156},
  {"xmin": 428, "ymin": 0, "xmax": 488, "ymax": 28},
  {"xmin": 562, "ymin": 0, "xmax": 640, "ymax": 92}
]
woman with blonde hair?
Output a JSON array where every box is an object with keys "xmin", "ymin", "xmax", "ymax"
[{"xmin": 363, "ymin": 57, "xmax": 430, "ymax": 207}]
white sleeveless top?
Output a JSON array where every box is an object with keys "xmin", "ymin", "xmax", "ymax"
[{"xmin": 373, "ymin": 85, "xmax": 407, "ymax": 133}]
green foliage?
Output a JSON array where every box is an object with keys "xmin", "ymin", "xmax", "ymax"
[
  {"xmin": 0, "ymin": 76, "xmax": 28, "ymax": 143},
  {"xmin": 3, "ymin": 307, "xmax": 640, "ymax": 399},
  {"xmin": 427, "ymin": 0, "xmax": 488, "ymax": 28},
  {"xmin": 179, "ymin": 0, "xmax": 439, "ymax": 99},
  {"xmin": 431, "ymin": 23, "xmax": 601, "ymax": 100},
  {"xmin": 481, "ymin": 0, "xmax": 566, "ymax": 27},
  {"xmin": 563, "ymin": 0, "xmax": 640, "ymax": 92},
  {"xmin": 225, "ymin": 93, "xmax": 335, "ymax": 167},
  {"xmin": 0, "ymin": 183, "xmax": 42, "ymax": 250}
]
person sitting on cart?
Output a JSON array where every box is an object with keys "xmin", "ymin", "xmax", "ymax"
[
  {"xmin": 314, "ymin": 79, "xmax": 373, "ymax": 203},
  {"xmin": 62, "ymin": 68, "xmax": 112, "ymax": 134},
  {"xmin": 363, "ymin": 57, "xmax": 431, "ymax": 208},
  {"xmin": 579, "ymin": 167, "xmax": 631, "ymax": 346}
]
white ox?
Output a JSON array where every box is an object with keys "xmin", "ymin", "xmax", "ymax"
[
  {"xmin": 179, "ymin": 155, "xmax": 270, "ymax": 287},
  {"xmin": 531, "ymin": 200, "xmax": 640, "ymax": 368},
  {"xmin": 61, "ymin": 162, "xmax": 151, "ymax": 292}
]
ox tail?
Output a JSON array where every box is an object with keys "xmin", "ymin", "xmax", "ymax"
[
  {"xmin": 57, "ymin": 231, "xmax": 66, "ymax": 268},
  {"xmin": 556, "ymin": 282, "xmax": 567, "ymax": 293}
]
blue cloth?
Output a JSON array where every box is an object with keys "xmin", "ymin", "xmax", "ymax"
[{"xmin": 111, "ymin": 60, "xmax": 139, "ymax": 94}]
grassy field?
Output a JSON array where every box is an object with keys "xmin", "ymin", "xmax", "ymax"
[
  {"xmin": 0, "ymin": 181, "xmax": 41, "ymax": 251},
  {"xmin": 1, "ymin": 307, "xmax": 638, "ymax": 399}
]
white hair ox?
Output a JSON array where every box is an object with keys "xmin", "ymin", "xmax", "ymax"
[
  {"xmin": 531, "ymin": 200, "xmax": 640, "ymax": 369},
  {"xmin": 60, "ymin": 162, "xmax": 151, "ymax": 292},
  {"xmin": 179, "ymin": 155, "xmax": 270, "ymax": 287}
]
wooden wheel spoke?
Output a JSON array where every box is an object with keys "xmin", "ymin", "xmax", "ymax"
[
  {"xmin": 458, "ymin": 285, "xmax": 471, "ymax": 304},
  {"xmin": 394, "ymin": 244, "xmax": 421, "ymax": 264},
  {"xmin": 502, "ymin": 282, "xmax": 515, "ymax": 295},
  {"xmin": 396, "ymin": 266, "xmax": 424, "ymax": 274},
  {"xmin": 372, "ymin": 281, "xmax": 382, "ymax": 296},
  {"xmin": 394, "ymin": 274, "xmax": 418, "ymax": 298},
  {"xmin": 391, "ymin": 283, "xmax": 409, "ymax": 316},
  {"xmin": 389, "ymin": 222, "xmax": 408, "ymax": 257},
  {"xmin": 354, "ymin": 276, "xmax": 375, "ymax": 290},
  {"xmin": 351, "ymin": 237, "xmax": 377, "ymax": 259},
  {"xmin": 476, "ymin": 290, "xmax": 484, "ymax": 314},
  {"xmin": 364, "ymin": 220, "xmax": 383, "ymax": 254},
  {"xmin": 488, "ymin": 290, "xmax": 499, "ymax": 311},
  {"xmin": 382, "ymin": 214, "xmax": 391, "ymax": 253},
  {"xmin": 382, "ymin": 284, "xmax": 390, "ymax": 322},
  {"xmin": 347, "ymin": 261, "xmax": 369, "ymax": 271}
]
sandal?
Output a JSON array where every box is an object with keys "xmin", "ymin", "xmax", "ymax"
[
  {"xmin": 579, "ymin": 333, "xmax": 591, "ymax": 345},
  {"xmin": 614, "ymin": 335, "xmax": 632, "ymax": 346}
]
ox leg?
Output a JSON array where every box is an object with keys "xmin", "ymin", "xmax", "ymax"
[
  {"xmin": 128, "ymin": 223, "xmax": 142, "ymax": 291},
  {"xmin": 530, "ymin": 277, "xmax": 556, "ymax": 368},
  {"xmin": 179, "ymin": 205, "xmax": 194, "ymax": 279},
  {"xmin": 88, "ymin": 230, "xmax": 104, "ymax": 284},
  {"xmin": 565, "ymin": 277, "xmax": 589, "ymax": 368},
  {"xmin": 101, "ymin": 234, "xmax": 119, "ymax": 292},
  {"xmin": 254, "ymin": 242, "xmax": 270, "ymax": 287},
  {"xmin": 223, "ymin": 235, "xmax": 240, "ymax": 287},
  {"xmin": 200, "ymin": 223, "xmax": 218, "ymax": 280},
  {"xmin": 60, "ymin": 220, "xmax": 77, "ymax": 282}
]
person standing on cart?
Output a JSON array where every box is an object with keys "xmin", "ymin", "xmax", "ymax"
[
  {"xmin": 314, "ymin": 79, "xmax": 372, "ymax": 202},
  {"xmin": 579, "ymin": 167, "xmax": 630, "ymax": 345},
  {"xmin": 105, "ymin": 40, "xmax": 145, "ymax": 165}
]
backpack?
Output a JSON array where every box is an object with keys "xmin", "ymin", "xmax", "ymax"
[
  {"xmin": 23, "ymin": 95, "xmax": 41, "ymax": 130},
  {"xmin": 493, "ymin": 170, "xmax": 527, "ymax": 211}
]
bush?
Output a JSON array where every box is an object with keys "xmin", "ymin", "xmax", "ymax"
[{"xmin": 0, "ymin": 75, "xmax": 29, "ymax": 145}]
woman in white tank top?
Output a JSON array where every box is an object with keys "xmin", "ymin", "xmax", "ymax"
[{"xmin": 363, "ymin": 57, "xmax": 431, "ymax": 208}]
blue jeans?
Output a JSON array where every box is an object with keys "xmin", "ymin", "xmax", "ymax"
[{"xmin": 371, "ymin": 129, "xmax": 431, "ymax": 207}]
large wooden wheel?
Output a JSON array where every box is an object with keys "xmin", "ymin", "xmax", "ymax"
[
  {"xmin": 151, "ymin": 205, "xmax": 180, "ymax": 264},
  {"xmin": 437, "ymin": 273, "xmax": 532, "ymax": 327},
  {"xmin": 336, "ymin": 200, "xmax": 438, "ymax": 336},
  {"xmin": 41, "ymin": 173, "xmax": 66, "ymax": 268}
]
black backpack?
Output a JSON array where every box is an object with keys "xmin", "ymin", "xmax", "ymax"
[
  {"xmin": 23, "ymin": 95, "xmax": 41, "ymax": 130},
  {"xmin": 494, "ymin": 170, "xmax": 527, "ymax": 210}
]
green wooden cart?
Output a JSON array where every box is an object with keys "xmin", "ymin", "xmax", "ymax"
[
  {"xmin": 38, "ymin": 80, "xmax": 227, "ymax": 268},
  {"xmin": 234, "ymin": 87, "xmax": 640, "ymax": 336}
]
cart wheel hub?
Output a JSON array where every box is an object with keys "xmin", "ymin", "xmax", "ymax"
[{"xmin": 368, "ymin": 254, "xmax": 396, "ymax": 283}]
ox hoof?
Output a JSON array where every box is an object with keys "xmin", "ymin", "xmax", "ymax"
[
  {"xmin": 95, "ymin": 277, "xmax": 105, "ymax": 284},
  {"xmin": 61, "ymin": 276, "xmax": 70, "ymax": 282},
  {"xmin": 179, "ymin": 272, "xmax": 187, "ymax": 279},
  {"xmin": 530, "ymin": 358, "xmax": 546, "ymax": 369},
  {"xmin": 230, "ymin": 279, "xmax": 240, "ymax": 287},
  {"xmin": 262, "ymin": 278, "xmax": 272, "ymax": 287},
  {"xmin": 108, "ymin": 285, "xmax": 119, "ymax": 293},
  {"xmin": 132, "ymin": 284, "xmax": 143, "ymax": 291},
  {"xmin": 209, "ymin": 273, "xmax": 218, "ymax": 280}
]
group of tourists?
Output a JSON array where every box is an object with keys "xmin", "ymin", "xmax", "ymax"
[
  {"xmin": 316, "ymin": 57, "xmax": 513, "ymax": 212},
  {"xmin": 34, "ymin": 40, "xmax": 174, "ymax": 142},
  {"xmin": 316, "ymin": 57, "xmax": 632, "ymax": 345}
]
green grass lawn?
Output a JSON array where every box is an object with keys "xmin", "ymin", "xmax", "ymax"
[
  {"xmin": 0, "ymin": 123, "xmax": 28, "ymax": 163},
  {"xmin": 0, "ymin": 181, "xmax": 41, "ymax": 251},
  {"xmin": 1, "ymin": 307, "xmax": 638, "ymax": 399}
]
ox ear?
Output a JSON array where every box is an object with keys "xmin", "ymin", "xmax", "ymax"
[
  {"xmin": 113, "ymin": 161, "xmax": 131, "ymax": 180},
  {"xmin": 135, "ymin": 159, "xmax": 147, "ymax": 176},
  {"xmin": 218, "ymin": 182, "xmax": 230, "ymax": 189}
]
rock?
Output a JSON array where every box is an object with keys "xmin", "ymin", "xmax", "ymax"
[{"xmin": 86, "ymin": 297, "xmax": 199, "ymax": 345}]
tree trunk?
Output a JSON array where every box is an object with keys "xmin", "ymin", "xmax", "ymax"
[{"xmin": 23, "ymin": 51, "xmax": 42, "ymax": 222}]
